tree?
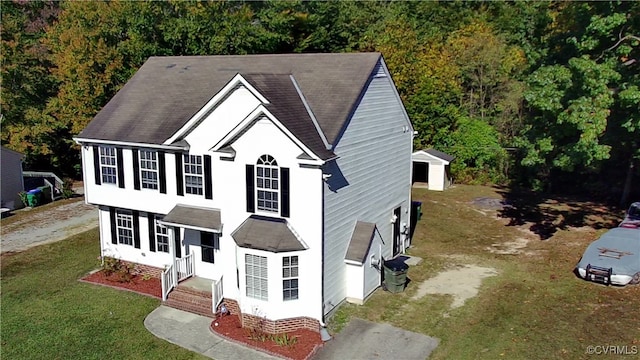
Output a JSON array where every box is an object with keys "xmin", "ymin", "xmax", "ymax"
[
  {"xmin": 1, "ymin": 0, "xmax": 60, "ymax": 168},
  {"xmin": 518, "ymin": 1, "xmax": 639, "ymax": 196}
]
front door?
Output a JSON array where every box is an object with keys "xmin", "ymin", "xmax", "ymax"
[{"xmin": 393, "ymin": 206, "xmax": 402, "ymax": 256}]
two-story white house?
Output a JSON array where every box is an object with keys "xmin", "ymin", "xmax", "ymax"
[{"xmin": 75, "ymin": 53, "xmax": 414, "ymax": 333}]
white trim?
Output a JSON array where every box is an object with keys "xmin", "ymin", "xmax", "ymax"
[
  {"xmin": 210, "ymin": 105, "xmax": 323, "ymax": 162},
  {"xmin": 344, "ymin": 259, "xmax": 364, "ymax": 266},
  {"xmin": 165, "ymin": 74, "xmax": 269, "ymax": 144},
  {"xmin": 289, "ymin": 75, "xmax": 331, "ymax": 150},
  {"xmin": 74, "ymin": 137, "xmax": 188, "ymax": 151},
  {"xmin": 157, "ymin": 221, "xmax": 222, "ymax": 234},
  {"xmin": 412, "ymin": 150, "xmax": 451, "ymax": 165}
]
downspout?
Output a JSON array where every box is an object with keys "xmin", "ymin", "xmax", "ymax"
[{"xmin": 320, "ymin": 166, "xmax": 326, "ymax": 327}]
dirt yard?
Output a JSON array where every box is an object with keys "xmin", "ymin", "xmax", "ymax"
[{"xmin": 1, "ymin": 186, "xmax": 98, "ymax": 253}]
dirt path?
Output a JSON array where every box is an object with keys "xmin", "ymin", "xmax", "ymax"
[
  {"xmin": 411, "ymin": 265, "xmax": 498, "ymax": 309},
  {"xmin": 0, "ymin": 197, "xmax": 98, "ymax": 254}
]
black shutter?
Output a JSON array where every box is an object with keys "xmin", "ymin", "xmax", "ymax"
[
  {"xmin": 246, "ymin": 165, "xmax": 255, "ymax": 213},
  {"xmin": 110, "ymin": 207, "xmax": 117, "ymax": 244},
  {"xmin": 201, "ymin": 232, "xmax": 215, "ymax": 263},
  {"xmin": 204, "ymin": 155, "xmax": 213, "ymax": 200},
  {"xmin": 133, "ymin": 210, "xmax": 140, "ymax": 249},
  {"xmin": 148, "ymin": 213, "xmax": 156, "ymax": 252},
  {"xmin": 281, "ymin": 167, "xmax": 290, "ymax": 218},
  {"xmin": 158, "ymin": 151, "xmax": 166, "ymax": 194},
  {"xmin": 132, "ymin": 150, "xmax": 140, "ymax": 190},
  {"xmin": 174, "ymin": 228, "xmax": 181, "ymax": 258},
  {"xmin": 93, "ymin": 146, "xmax": 101, "ymax": 185},
  {"xmin": 175, "ymin": 153, "xmax": 184, "ymax": 196},
  {"xmin": 116, "ymin": 148, "xmax": 125, "ymax": 188}
]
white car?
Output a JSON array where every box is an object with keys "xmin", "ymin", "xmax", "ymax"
[{"xmin": 576, "ymin": 227, "xmax": 640, "ymax": 286}]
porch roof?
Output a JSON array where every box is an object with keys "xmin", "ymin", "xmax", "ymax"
[
  {"xmin": 160, "ymin": 204, "xmax": 222, "ymax": 232},
  {"xmin": 231, "ymin": 215, "xmax": 306, "ymax": 253},
  {"xmin": 345, "ymin": 221, "xmax": 376, "ymax": 264}
]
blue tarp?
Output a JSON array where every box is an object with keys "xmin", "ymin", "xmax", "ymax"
[{"xmin": 577, "ymin": 228, "xmax": 640, "ymax": 276}]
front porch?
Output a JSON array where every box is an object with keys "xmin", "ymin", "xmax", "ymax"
[
  {"xmin": 163, "ymin": 276, "xmax": 221, "ymax": 318},
  {"xmin": 160, "ymin": 250, "xmax": 225, "ymax": 316}
]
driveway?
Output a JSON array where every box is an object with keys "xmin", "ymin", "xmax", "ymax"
[
  {"xmin": 1, "ymin": 192, "xmax": 98, "ymax": 253},
  {"xmin": 314, "ymin": 318, "xmax": 439, "ymax": 360}
]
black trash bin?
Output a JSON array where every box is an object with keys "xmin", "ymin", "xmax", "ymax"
[{"xmin": 383, "ymin": 258, "xmax": 409, "ymax": 293}]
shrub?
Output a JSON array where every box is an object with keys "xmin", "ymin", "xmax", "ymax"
[{"xmin": 271, "ymin": 333, "xmax": 298, "ymax": 348}]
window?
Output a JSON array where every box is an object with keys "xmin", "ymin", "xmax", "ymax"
[
  {"xmin": 282, "ymin": 256, "xmax": 299, "ymax": 301},
  {"xmin": 100, "ymin": 147, "xmax": 118, "ymax": 184},
  {"xmin": 184, "ymin": 154, "xmax": 203, "ymax": 195},
  {"xmin": 201, "ymin": 232, "xmax": 215, "ymax": 263},
  {"xmin": 256, "ymin": 155, "xmax": 278, "ymax": 212},
  {"xmin": 116, "ymin": 210, "xmax": 133, "ymax": 245},
  {"xmin": 245, "ymin": 254, "xmax": 268, "ymax": 300},
  {"xmin": 140, "ymin": 150, "xmax": 158, "ymax": 190},
  {"xmin": 155, "ymin": 220, "xmax": 169, "ymax": 252}
]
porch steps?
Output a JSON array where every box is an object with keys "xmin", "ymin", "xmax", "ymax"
[{"xmin": 163, "ymin": 283, "xmax": 214, "ymax": 318}]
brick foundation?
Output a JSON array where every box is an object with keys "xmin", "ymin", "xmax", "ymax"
[
  {"xmin": 113, "ymin": 260, "xmax": 163, "ymax": 278},
  {"xmin": 217, "ymin": 299, "xmax": 320, "ymax": 334}
]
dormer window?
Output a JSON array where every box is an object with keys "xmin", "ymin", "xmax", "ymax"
[{"xmin": 256, "ymin": 155, "xmax": 278, "ymax": 212}]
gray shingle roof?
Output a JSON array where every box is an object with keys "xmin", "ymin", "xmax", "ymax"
[
  {"xmin": 161, "ymin": 204, "xmax": 222, "ymax": 232},
  {"xmin": 345, "ymin": 221, "xmax": 376, "ymax": 263},
  {"xmin": 424, "ymin": 149, "xmax": 455, "ymax": 163},
  {"xmin": 241, "ymin": 73, "xmax": 335, "ymax": 160},
  {"xmin": 231, "ymin": 215, "xmax": 306, "ymax": 253},
  {"xmin": 79, "ymin": 53, "xmax": 381, "ymax": 157}
]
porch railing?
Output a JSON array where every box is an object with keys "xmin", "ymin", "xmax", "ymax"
[
  {"xmin": 176, "ymin": 253, "xmax": 194, "ymax": 281},
  {"xmin": 161, "ymin": 264, "xmax": 175, "ymax": 301},
  {"xmin": 161, "ymin": 253, "xmax": 195, "ymax": 301},
  {"xmin": 212, "ymin": 275, "xmax": 223, "ymax": 312}
]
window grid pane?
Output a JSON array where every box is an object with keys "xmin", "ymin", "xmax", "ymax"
[
  {"xmin": 99, "ymin": 147, "xmax": 117, "ymax": 184},
  {"xmin": 155, "ymin": 220, "xmax": 169, "ymax": 252},
  {"xmin": 282, "ymin": 256, "xmax": 298, "ymax": 301},
  {"xmin": 256, "ymin": 155, "xmax": 278, "ymax": 212},
  {"xmin": 245, "ymin": 254, "xmax": 268, "ymax": 300},
  {"xmin": 116, "ymin": 210, "xmax": 133, "ymax": 246},
  {"xmin": 140, "ymin": 150, "xmax": 159, "ymax": 190},
  {"xmin": 184, "ymin": 154, "xmax": 203, "ymax": 195}
]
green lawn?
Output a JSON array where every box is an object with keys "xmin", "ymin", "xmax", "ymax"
[
  {"xmin": 0, "ymin": 229, "xmax": 206, "ymax": 360},
  {"xmin": 328, "ymin": 185, "xmax": 640, "ymax": 360}
]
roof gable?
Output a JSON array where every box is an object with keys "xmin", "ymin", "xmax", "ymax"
[
  {"xmin": 413, "ymin": 149, "xmax": 455, "ymax": 164},
  {"xmin": 79, "ymin": 53, "xmax": 382, "ymax": 150}
]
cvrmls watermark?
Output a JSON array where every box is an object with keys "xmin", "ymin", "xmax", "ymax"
[{"xmin": 585, "ymin": 345, "xmax": 638, "ymax": 355}]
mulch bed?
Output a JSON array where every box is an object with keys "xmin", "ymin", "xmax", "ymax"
[
  {"xmin": 80, "ymin": 270, "xmax": 323, "ymax": 359},
  {"xmin": 210, "ymin": 314, "xmax": 323, "ymax": 360},
  {"xmin": 80, "ymin": 270, "xmax": 162, "ymax": 299}
]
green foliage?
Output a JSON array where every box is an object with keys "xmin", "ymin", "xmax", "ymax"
[
  {"xmin": 2, "ymin": 1, "xmax": 638, "ymax": 197},
  {"xmin": 447, "ymin": 117, "xmax": 508, "ymax": 185},
  {"xmin": 271, "ymin": 332, "xmax": 298, "ymax": 348},
  {"xmin": 100, "ymin": 256, "xmax": 136, "ymax": 283}
]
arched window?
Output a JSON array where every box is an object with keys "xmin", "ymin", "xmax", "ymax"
[{"xmin": 256, "ymin": 155, "xmax": 279, "ymax": 212}]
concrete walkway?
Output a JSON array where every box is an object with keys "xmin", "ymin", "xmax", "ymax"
[
  {"xmin": 146, "ymin": 306, "xmax": 439, "ymax": 360},
  {"xmin": 144, "ymin": 306, "xmax": 279, "ymax": 360},
  {"xmin": 314, "ymin": 318, "xmax": 439, "ymax": 360}
]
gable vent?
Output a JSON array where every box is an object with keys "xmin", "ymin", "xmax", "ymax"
[{"xmin": 373, "ymin": 62, "xmax": 387, "ymax": 78}]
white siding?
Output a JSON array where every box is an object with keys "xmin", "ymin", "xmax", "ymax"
[
  {"xmin": 83, "ymin": 85, "xmax": 324, "ymax": 322},
  {"xmin": 323, "ymin": 60, "xmax": 413, "ymax": 315}
]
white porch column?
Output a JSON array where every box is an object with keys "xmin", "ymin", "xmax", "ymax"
[{"xmin": 169, "ymin": 226, "xmax": 178, "ymax": 287}]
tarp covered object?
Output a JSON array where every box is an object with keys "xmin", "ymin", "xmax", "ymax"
[{"xmin": 577, "ymin": 228, "xmax": 640, "ymax": 278}]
